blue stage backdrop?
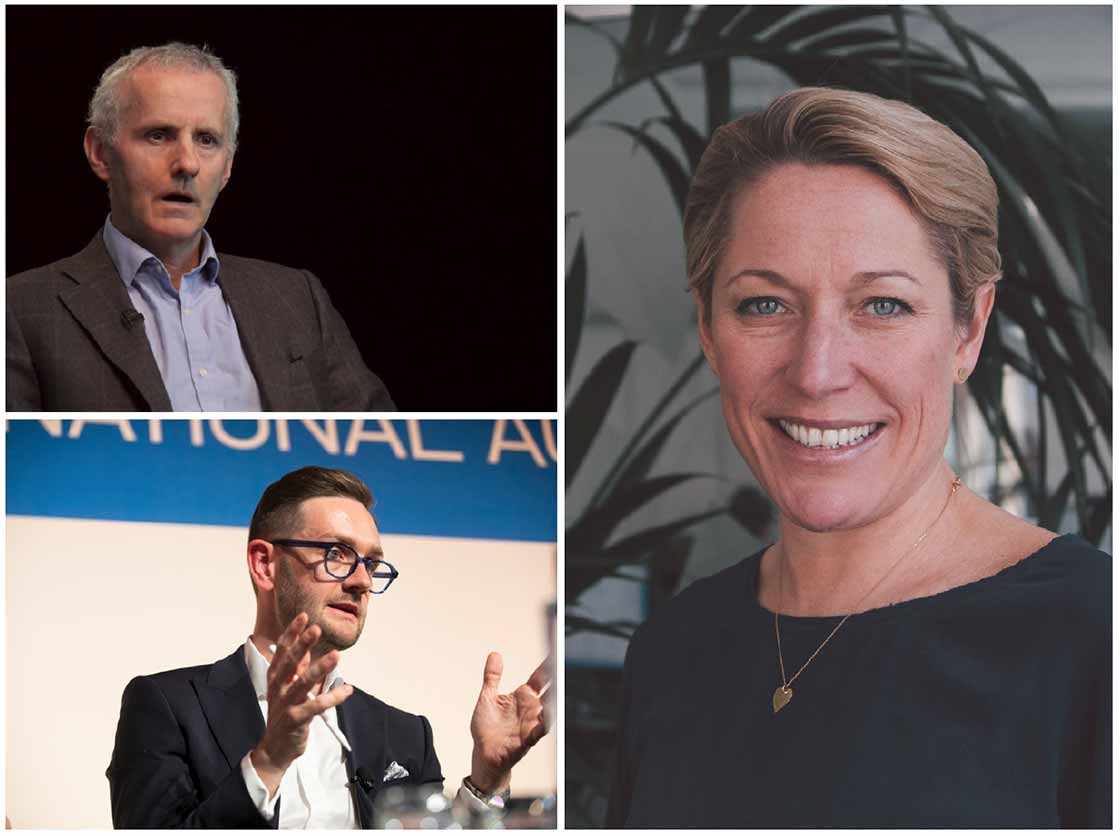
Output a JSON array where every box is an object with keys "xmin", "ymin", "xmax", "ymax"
[{"xmin": 6, "ymin": 419, "xmax": 557, "ymax": 542}]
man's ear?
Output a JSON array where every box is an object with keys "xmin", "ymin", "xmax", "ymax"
[
  {"xmin": 696, "ymin": 291, "xmax": 719, "ymax": 379},
  {"xmin": 219, "ymin": 150, "xmax": 234, "ymax": 191},
  {"xmin": 83, "ymin": 126, "xmax": 113, "ymax": 185},
  {"xmin": 247, "ymin": 539, "xmax": 277, "ymax": 594},
  {"xmin": 954, "ymin": 282, "xmax": 996, "ymax": 381}
]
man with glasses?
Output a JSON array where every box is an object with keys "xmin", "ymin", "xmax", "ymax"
[{"xmin": 106, "ymin": 466, "xmax": 550, "ymax": 827}]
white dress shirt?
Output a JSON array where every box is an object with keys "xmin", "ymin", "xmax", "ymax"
[
  {"xmin": 238, "ymin": 637, "xmax": 497, "ymax": 827},
  {"xmin": 239, "ymin": 638, "xmax": 359, "ymax": 829}
]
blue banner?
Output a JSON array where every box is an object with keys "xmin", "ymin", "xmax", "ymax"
[{"xmin": 6, "ymin": 419, "xmax": 557, "ymax": 542}]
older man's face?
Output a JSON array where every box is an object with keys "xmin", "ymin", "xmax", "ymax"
[{"xmin": 90, "ymin": 64, "xmax": 233, "ymax": 260}]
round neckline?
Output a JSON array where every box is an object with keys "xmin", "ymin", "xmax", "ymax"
[{"xmin": 747, "ymin": 533, "xmax": 1077, "ymax": 623}]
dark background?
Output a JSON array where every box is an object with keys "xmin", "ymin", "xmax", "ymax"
[{"xmin": 7, "ymin": 5, "xmax": 557, "ymax": 411}]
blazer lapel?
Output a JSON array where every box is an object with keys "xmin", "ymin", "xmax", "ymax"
[
  {"xmin": 337, "ymin": 695, "xmax": 389, "ymax": 828},
  {"xmin": 217, "ymin": 260, "xmax": 303, "ymax": 411},
  {"xmin": 192, "ymin": 647, "xmax": 265, "ymax": 774},
  {"xmin": 57, "ymin": 236, "xmax": 172, "ymax": 410}
]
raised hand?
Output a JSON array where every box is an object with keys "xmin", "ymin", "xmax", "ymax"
[
  {"xmin": 249, "ymin": 613, "xmax": 354, "ymax": 796},
  {"xmin": 468, "ymin": 652, "xmax": 552, "ymax": 794}
]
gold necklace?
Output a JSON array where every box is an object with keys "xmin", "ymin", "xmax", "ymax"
[{"xmin": 771, "ymin": 477, "xmax": 962, "ymax": 714}]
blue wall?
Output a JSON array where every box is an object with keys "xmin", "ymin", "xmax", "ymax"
[{"xmin": 7, "ymin": 419, "xmax": 557, "ymax": 542}]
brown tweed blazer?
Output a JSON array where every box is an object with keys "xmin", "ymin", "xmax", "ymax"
[{"xmin": 7, "ymin": 235, "xmax": 395, "ymax": 411}]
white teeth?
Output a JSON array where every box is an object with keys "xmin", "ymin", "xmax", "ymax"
[{"xmin": 778, "ymin": 420, "xmax": 879, "ymax": 450}]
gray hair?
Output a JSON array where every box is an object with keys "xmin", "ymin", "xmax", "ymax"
[{"xmin": 87, "ymin": 42, "xmax": 240, "ymax": 150}]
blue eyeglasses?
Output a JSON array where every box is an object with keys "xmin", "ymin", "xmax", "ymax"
[{"xmin": 270, "ymin": 539, "xmax": 399, "ymax": 594}]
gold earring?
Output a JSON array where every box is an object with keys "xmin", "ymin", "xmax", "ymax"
[{"xmin": 957, "ymin": 368, "xmax": 968, "ymax": 382}]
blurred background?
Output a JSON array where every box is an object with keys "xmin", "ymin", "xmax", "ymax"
[
  {"xmin": 565, "ymin": 5, "xmax": 1111, "ymax": 826},
  {"xmin": 6, "ymin": 418, "xmax": 556, "ymax": 828}
]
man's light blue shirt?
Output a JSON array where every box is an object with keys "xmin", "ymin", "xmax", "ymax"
[{"xmin": 103, "ymin": 217, "xmax": 263, "ymax": 411}]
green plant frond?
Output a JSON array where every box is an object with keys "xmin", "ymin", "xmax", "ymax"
[
  {"xmin": 601, "ymin": 120, "xmax": 692, "ymax": 216},
  {"xmin": 595, "ymin": 509, "xmax": 726, "ymax": 562},
  {"xmin": 958, "ymin": 26, "xmax": 1073, "ymax": 150},
  {"xmin": 566, "ymin": 234, "xmax": 588, "ymax": 385},
  {"xmin": 564, "ymin": 12, "xmax": 626, "ymax": 60},
  {"xmin": 619, "ymin": 6, "xmax": 691, "ymax": 83},
  {"xmin": 603, "ymin": 386, "xmax": 721, "ymax": 500},
  {"xmin": 702, "ymin": 58, "xmax": 731, "ymax": 136},
  {"xmin": 925, "ymin": 6, "xmax": 1008, "ymax": 142},
  {"xmin": 955, "ymin": 125, "xmax": 1088, "ymax": 312},
  {"xmin": 792, "ymin": 27, "xmax": 912, "ymax": 54},
  {"xmin": 569, "ymin": 472, "xmax": 716, "ymax": 553},
  {"xmin": 567, "ymin": 340, "xmax": 638, "ymax": 489},
  {"xmin": 768, "ymin": 6, "xmax": 896, "ymax": 49},
  {"xmin": 888, "ymin": 5, "xmax": 911, "ymax": 98},
  {"xmin": 568, "ymin": 508, "xmax": 727, "ymax": 600},
  {"xmin": 1086, "ymin": 487, "xmax": 1111, "ymax": 544},
  {"xmin": 683, "ymin": 6, "xmax": 746, "ymax": 51},
  {"xmin": 587, "ymin": 353, "xmax": 709, "ymax": 509},
  {"xmin": 725, "ymin": 5, "xmax": 805, "ymax": 44},
  {"xmin": 643, "ymin": 115, "xmax": 709, "ymax": 172},
  {"xmin": 999, "ymin": 296, "xmax": 1101, "ymax": 525},
  {"xmin": 646, "ymin": 73, "xmax": 688, "ymax": 126}
]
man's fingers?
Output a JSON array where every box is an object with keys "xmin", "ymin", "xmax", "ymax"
[
  {"xmin": 290, "ymin": 683, "xmax": 354, "ymax": 723},
  {"xmin": 301, "ymin": 650, "xmax": 340, "ymax": 693},
  {"xmin": 267, "ymin": 613, "xmax": 308, "ymax": 685},
  {"xmin": 269, "ymin": 618, "xmax": 319, "ymax": 698},
  {"xmin": 525, "ymin": 716, "xmax": 548, "ymax": 747},
  {"xmin": 526, "ymin": 655, "xmax": 553, "ymax": 695},
  {"xmin": 277, "ymin": 623, "xmax": 318, "ymax": 672},
  {"xmin": 481, "ymin": 651, "xmax": 503, "ymax": 692}
]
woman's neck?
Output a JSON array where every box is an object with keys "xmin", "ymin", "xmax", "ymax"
[{"xmin": 759, "ymin": 462, "xmax": 967, "ymax": 616}]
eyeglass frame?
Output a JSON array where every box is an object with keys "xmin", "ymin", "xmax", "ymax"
[{"xmin": 269, "ymin": 539, "xmax": 399, "ymax": 593}]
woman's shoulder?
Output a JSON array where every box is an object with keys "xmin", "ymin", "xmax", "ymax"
[
  {"xmin": 973, "ymin": 532, "xmax": 1111, "ymax": 636},
  {"xmin": 1020, "ymin": 533, "xmax": 1110, "ymax": 597}
]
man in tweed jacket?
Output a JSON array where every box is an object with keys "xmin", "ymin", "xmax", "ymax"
[{"xmin": 6, "ymin": 42, "xmax": 393, "ymax": 412}]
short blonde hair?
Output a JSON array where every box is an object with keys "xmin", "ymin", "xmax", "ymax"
[{"xmin": 684, "ymin": 87, "xmax": 1001, "ymax": 325}]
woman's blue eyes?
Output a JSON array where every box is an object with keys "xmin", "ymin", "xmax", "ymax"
[
  {"xmin": 869, "ymin": 298, "xmax": 908, "ymax": 316},
  {"xmin": 738, "ymin": 297, "xmax": 784, "ymax": 316},
  {"xmin": 736, "ymin": 297, "xmax": 912, "ymax": 318}
]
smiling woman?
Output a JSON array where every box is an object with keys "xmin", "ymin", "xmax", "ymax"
[{"xmin": 608, "ymin": 88, "xmax": 1110, "ymax": 828}]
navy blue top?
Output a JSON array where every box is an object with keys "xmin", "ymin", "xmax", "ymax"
[{"xmin": 608, "ymin": 534, "xmax": 1111, "ymax": 828}]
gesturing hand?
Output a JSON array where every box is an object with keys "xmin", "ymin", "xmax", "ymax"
[
  {"xmin": 468, "ymin": 652, "xmax": 552, "ymax": 794},
  {"xmin": 249, "ymin": 613, "xmax": 354, "ymax": 796}
]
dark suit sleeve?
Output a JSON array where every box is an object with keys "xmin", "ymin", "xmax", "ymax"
[
  {"xmin": 6, "ymin": 303, "xmax": 42, "ymax": 410},
  {"xmin": 417, "ymin": 715, "xmax": 444, "ymax": 785},
  {"xmin": 302, "ymin": 270, "xmax": 396, "ymax": 411},
  {"xmin": 106, "ymin": 676, "xmax": 271, "ymax": 829}
]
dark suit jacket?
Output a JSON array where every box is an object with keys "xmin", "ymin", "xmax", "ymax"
[
  {"xmin": 7, "ymin": 235, "xmax": 395, "ymax": 411},
  {"xmin": 105, "ymin": 647, "xmax": 444, "ymax": 829}
]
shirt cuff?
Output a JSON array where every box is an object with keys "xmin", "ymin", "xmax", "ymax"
[
  {"xmin": 456, "ymin": 782, "xmax": 496, "ymax": 814},
  {"xmin": 240, "ymin": 752, "xmax": 280, "ymax": 820}
]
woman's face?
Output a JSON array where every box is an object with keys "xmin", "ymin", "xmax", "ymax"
[{"xmin": 699, "ymin": 163, "xmax": 991, "ymax": 533}]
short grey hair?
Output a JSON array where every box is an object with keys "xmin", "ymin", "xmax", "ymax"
[{"xmin": 87, "ymin": 42, "xmax": 239, "ymax": 150}]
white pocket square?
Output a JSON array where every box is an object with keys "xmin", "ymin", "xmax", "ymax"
[{"xmin": 382, "ymin": 761, "xmax": 409, "ymax": 781}]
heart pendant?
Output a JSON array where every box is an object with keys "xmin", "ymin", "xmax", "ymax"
[{"xmin": 772, "ymin": 685, "xmax": 793, "ymax": 713}]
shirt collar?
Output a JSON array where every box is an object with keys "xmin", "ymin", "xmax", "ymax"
[
  {"xmin": 102, "ymin": 214, "xmax": 220, "ymax": 289},
  {"xmin": 243, "ymin": 636, "xmax": 348, "ymax": 700}
]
